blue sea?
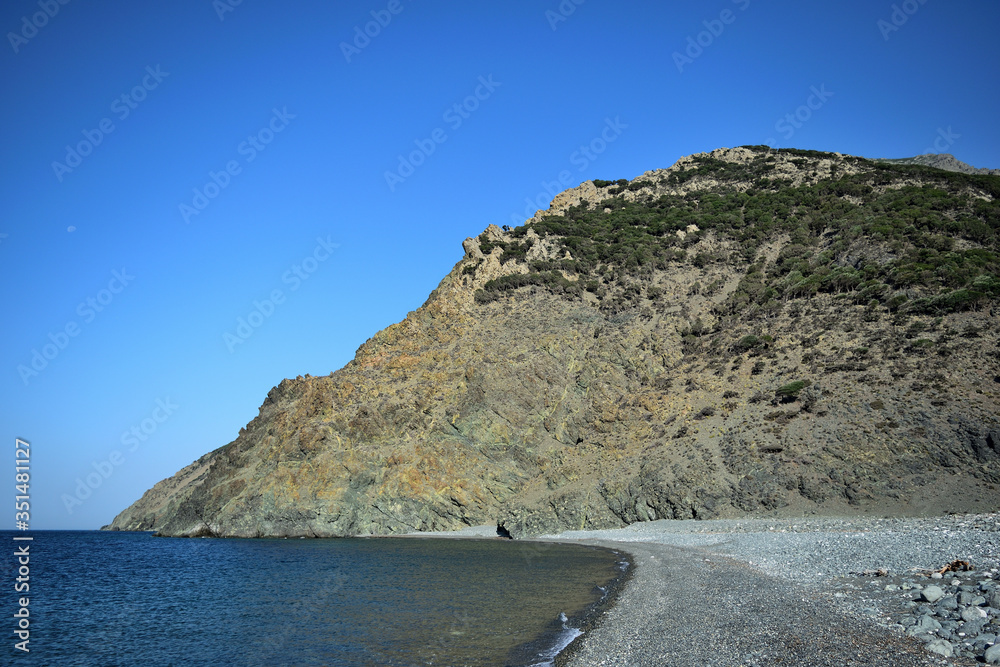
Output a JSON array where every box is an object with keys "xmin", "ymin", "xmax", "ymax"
[{"xmin": 2, "ymin": 531, "xmax": 627, "ymax": 666}]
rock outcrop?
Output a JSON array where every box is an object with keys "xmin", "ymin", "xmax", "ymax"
[{"xmin": 106, "ymin": 147, "xmax": 1000, "ymax": 538}]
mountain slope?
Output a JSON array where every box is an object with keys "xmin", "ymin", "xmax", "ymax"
[
  {"xmin": 107, "ymin": 146, "xmax": 1000, "ymax": 538},
  {"xmin": 878, "ymin": 153, "xmax": 1000, "ymax": 176}
]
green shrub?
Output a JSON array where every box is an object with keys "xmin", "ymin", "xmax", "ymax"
[
  {"xmin": 775, "ymin": 380, "xmax": 809, "ymax": 401},
  {"xmin": 734, "ymin": 335, "xmax": 767, "ymax": 353},
  {"xmin": 477, "ymin": 270, "xmax": 575, "ymax": 303},
  {"xmin": 906, "ymin": 338, "xmax": 935, "ymax": 353}
]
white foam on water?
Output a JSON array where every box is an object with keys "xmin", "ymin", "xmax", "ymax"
[{"xmin": 528, "ymin": 612, "xmax": 584, "ymax": 667}]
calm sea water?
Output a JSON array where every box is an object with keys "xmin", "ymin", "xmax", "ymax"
[{"xmin": 1, "ymin": 531, "xmax": 627, "ymax": 666}]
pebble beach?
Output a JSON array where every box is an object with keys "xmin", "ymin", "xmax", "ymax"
[{"xmin": 539, "ymin": 514, "xmax": 1000, "ymax": 666}]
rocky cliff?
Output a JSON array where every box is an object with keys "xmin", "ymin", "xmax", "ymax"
[{"xmin": 107, "ymin": 146, "xmax": 1000, "ymax": 538}]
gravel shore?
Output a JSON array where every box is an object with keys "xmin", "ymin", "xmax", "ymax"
[{"xmin": 538, "ymin": 514, "xmax": 1000, "ymax": 666}]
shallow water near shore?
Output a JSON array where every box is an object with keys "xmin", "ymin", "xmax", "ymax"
[{"xmin": 3, "ymin": 530, "xmax": 626, "ymax": 666}]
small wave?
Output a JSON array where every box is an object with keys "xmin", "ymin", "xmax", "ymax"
[{"xmin": 528, "ymin": 612, "xmax": 583, "ymax": 667}]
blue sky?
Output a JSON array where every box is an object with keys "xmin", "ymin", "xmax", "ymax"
[{"xmin": 2, "ymin": 0, "xmax": 998, "ymax": 529}]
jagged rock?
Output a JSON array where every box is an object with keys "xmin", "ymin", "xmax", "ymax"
[{"xmin": 462, "ymin": 237, "xmax": 484, "ymax": 260}]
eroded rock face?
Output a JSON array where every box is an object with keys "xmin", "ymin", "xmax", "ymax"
[{"xmin": 107, "ymin": 148, "xmax": 1000, "ymax": 538}]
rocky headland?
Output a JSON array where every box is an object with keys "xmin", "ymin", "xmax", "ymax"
[{"xmin": 106, "ymin": 146, "xmax": 1000, "ymax": 539}]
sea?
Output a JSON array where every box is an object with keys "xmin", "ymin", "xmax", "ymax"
[{"xmin": 1, "ymin": 530, "xmax": 628, "ymax": 666}]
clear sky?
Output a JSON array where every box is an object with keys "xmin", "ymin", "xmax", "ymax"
[{"xmin": 2, "ymin": 0, "xmax": 998, "ymax": 529}]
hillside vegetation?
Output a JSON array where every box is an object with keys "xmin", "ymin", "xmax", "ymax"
[{"xmin": 478, "ymin": 147, "xmax": 999, "ymax": 317}]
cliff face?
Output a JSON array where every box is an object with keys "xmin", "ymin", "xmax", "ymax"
[{"xmin": 107, "ymin": 147, "xmax": 1000, "ymax": 538}]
